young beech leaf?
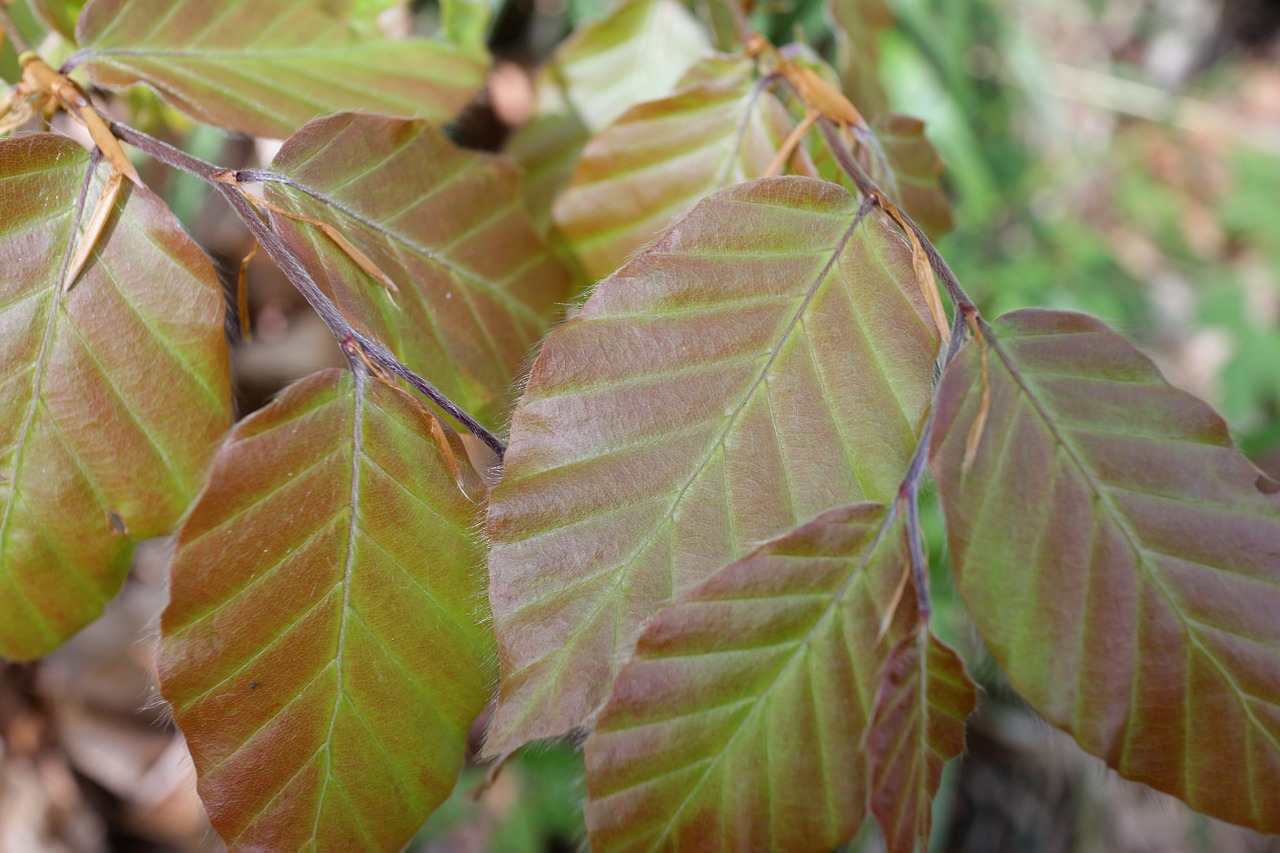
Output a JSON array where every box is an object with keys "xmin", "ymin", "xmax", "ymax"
[
  {"xmin": 809, "ymin": 112, "xmax": 955, "ymax": 240},
  {"xmin": 552, "ymin": 58, "xmax": 796, "ymax": 280},
  {"xmin": 74, "ymin": 0, "xmax": 488, "ymax": 139},
  {"xmin": 531, "ymin": 0, "xmax": 710, "ymax": 137},
  {"xmin": 506, "ymin": 0, "xmax": 712, "ymax": 229},
  {"xmin": 259, "ymin": 113, "xmax": 572, "ymax": 432},
  {"xmin": 828, "ymin": 0, "xmax": 894, "ymax": 122},
  {"xmin": 160, "ymin": 368, "xmax": 494, "ymax": 852},
  {"xmin": 484, "ymin": 177, "xmax": 941, "ymax": 754},
  {"xmin": 866, "ymin": 627, "xmax": 976, "ymax": 853},
  {"xmin": 0, "ymin": 134, "xmax": 230, "ymax": 662},
  {"xmin": 930, "ymin": 308, "xmax": 1280, "ymax": 832},
  {"xmin": 583, "ymin": 503, "xmax": 975, "ymax": 853}
]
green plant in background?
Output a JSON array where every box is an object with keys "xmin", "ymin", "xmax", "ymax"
[{"xmin": 1, "ymin": 0, "xmax": 1278, "ymax": 851}]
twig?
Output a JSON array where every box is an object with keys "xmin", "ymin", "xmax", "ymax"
[
  {"xmin": 815, "ymin": 117, "xmax": 978, "ymax": 318},
  {"xmin": 109, "ymin": 121, "xmax": 507, "ymax": 460}
]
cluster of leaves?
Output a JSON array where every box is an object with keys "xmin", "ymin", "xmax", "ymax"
[{"xmin": 1, "ymin": 0, "xmax": 1278, "ymax": 851}]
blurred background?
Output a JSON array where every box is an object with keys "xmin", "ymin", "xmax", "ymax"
[{"xmin": 2, "ymin": 0, "xmax": 1279, "ymax": 849}]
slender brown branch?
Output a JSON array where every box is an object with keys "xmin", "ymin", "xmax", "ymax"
[
  {"xmin": 109, "ymin": 121, "xmax": 507, "ymax": 460},
  {"xmin": 815, "ymin": 117, "xmax": 978, "ymax": 318}
]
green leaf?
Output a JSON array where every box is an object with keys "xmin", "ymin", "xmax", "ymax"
[
  {"xmin": 506, "ymin": 0, "xmax": 712, "ymax": 228},
  {"xmin": 583, "ymin": 503, "xmax": 947, "ymax": 851},
  {"xmin": 866, "ymin": 628, "xmax": 975, "ymax": 853},
  {"xmin": 28, "ymin": 0, "xmax": 89, "ymax": 43},
  {"xmin": 261, "ymin": 113, "xmax": 572, "ymax": 431},
  {"xmin": 552, "ymin": 58, "xmax": 795, "ymax": 280},
  {"xmin": 535, "ymin": 0, "xmax": 710, "ymax": 136},
  {"xmin": 484, "ymin": 177, "xmax": 941, "ymax": 753},
  {"xmin": 0, "ymin": 133, "xmax": 231, "ymax": 661},
  {"xmin": 930, "ymin": 308, "xmax": 1280, "ymax": 832},
  {"xmin": 160, "ymin": 368, "xmax": 494, "ymax": 851},
  {"xmin": 74, "ymin": 0, "xmax": 488, "ymax": 138}
]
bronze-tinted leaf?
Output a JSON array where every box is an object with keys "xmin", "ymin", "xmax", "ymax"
[
  {"xmin": 75, "ymin": 0, "xmax": 487, "ymax": 138},
  {"xmin": 866, "ymin": 628, "xmax": 976, "ymax": 853},
  {"xmin": 931, "ymin": 308, "xmax": 1280, "ymax": 832},
  {"xmin": 160, "ymin": 369, "xmax": 494, "ymax": 850},
  {"xmin": 877, "ymin": 114, "xmax": 953, "ymax": 238},
  {"xmin": 552, "ymin": 58, "xmax": 795, "ymax": 280},
  {"xmin": 828, "ymin": 0, "xmax": 893, "ymax": 121},
  {"xmin": 0, "ymin": 133, "xmax": 230, "ymax": 661},
  {"xmin": 485, "ymin": 177, "xmax": 941, "ymax": 753},
  {"xmin": 261, "ymin": 113, "xmax": 572, "ymax": 431},
  {"xmin": 506, "ymin": 0, "xmax": 711, "ymax": 229},
  {"xmin": 584, "ymin": 503, "xmax": 966, "ymax": 851}
]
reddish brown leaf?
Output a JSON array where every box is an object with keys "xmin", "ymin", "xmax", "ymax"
[
  {"xmin": 584, "ymin": 503, "xmax": 957, "ymax": 851},
  {"xmin": 485, "ymin": 177, "xmax": 941, "ymax": 754},
  {"xmin": 260, "ymin": 113, "xmax": 572, "ymax": 431},
  {"xmin": 552, "ymin": 58, "xmax": 795, "ymax": 280},
  {"xmin": 160, "ymin": 369, "xmax": 494, "ymax": 850},
  {"xmin": 866, "ymin": 628, "xmax": 976, "ymax": 853},
  {"xmin": 931, "ymin": 308, "xmax": 1280, "ymax": 832},
  {"xmin": 0, "ymin": 134, "xmax": 230, "ymax": 661}
]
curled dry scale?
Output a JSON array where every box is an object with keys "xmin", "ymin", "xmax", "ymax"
[{"xmin": 1, "ymin": 0, "xmax": 1277, "ymax": 850}]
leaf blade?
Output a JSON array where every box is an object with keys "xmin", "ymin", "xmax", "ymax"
[
  {"xmin": 485, "ymin": 177, "xmax": 941, "ymax": 752},
  {"xmin": 76, "ymin": 0, "xmax": 487, "ymax": 138},
  {"xmin": 0, "ymin": 133, "xmax": 231, "ymax": 661},
  {"xmin": 930, "ymin": 308, "xmax": 1280, "ymax": 832},
  {"xmin": 866, "ymin": 629, "xmax": 975, "ymax": 853},
  {"xmin": 160, "ymin": 369, "xmax": 494, "ymax": 850},
  {"xmin": 262, "ymin": 113, "xmax": 572, "ymax": 431},
  {"xmin": 506, "ymin": 0, "xmax": 712, "ymax": 229},
  {"xmin": 551, "ymin": 59, "xmax": 795, "ymax": 280},
  {"xmin": 584, "ymin": 503, "xmax": 971, "ymax": 852}
]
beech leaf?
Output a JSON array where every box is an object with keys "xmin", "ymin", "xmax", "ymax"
[
  {"xmin": 75, "ymin": 0, "xmax": 488, "ymax": 138},
  {"xmin": 485, "ymin": 177, "xmax": 941, "ymax": 753},
  {"xmin": 260, "ymin": 113, "xmax": 572, "ymax": 431},
  {"xmin": 584, "ymin": 503, "xmax": 965, "ymax": 852},
  {"xmin": 552, "ymin": 58, "xmax": 795, "ymax": 280},
  {"xmin": 160, "ymin": 368, "xmax": 494, "ymax": 851},
  {"xmin": 506, "ymin": 0, "xmax": 711, "ymax": 228},
  {"xmin": 532, "ymin": 0, "xmax": 710, "ymax": 136},
  {"xmin": 866, "ymin": 628, "xmax": 976, "ymax": 853},
  {"xmin": 930, "ymin": 308, "xmax": 1280, "ymax": 832},
  {"xmin": 0, "ymin": 134, "xmax": 230, "ymax": 661}
]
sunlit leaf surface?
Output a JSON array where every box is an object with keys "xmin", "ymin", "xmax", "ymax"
[
  {"xmin": 506, "ymin": 0, "xmax": 711, "ymax": 229},
  {"xmin": 552, "ymin": 58, "xmax": 794, "ymax": 280},
  {"xmin": 931, "ymin": 308, "xmax": 1280, "ymax": 832},
  {"xmin": 0, "ymin": 134, "xmax": 230, "ymax": 661},
  {"xmin": 584, "ymin": 504, "xmax": 963, "ymax": 851},
  {"xmin": 262, "ymin": 113, "xmax": 572, "ymax": 431},
  {"xmin": 76, "ymin": 0, "xmax": 488, "ymax": 138},
  {"xmin": 161, "ymin": 369, "xmax": 494, "ymax": 851},
  {"xmin": 485, "ymin": 177, "xmax": 941, "ymax": 752}
]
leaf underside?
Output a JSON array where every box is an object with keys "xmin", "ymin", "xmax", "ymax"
[
  {"xmin": 160, "ymin": 369, "xmax": 495, "ymax": 851},
  {"xmin": 0, "ymin": 133, "xmax": 230, "ymax": 661},
  {"xmin": 584, "ymin": 503, "xmax": 973, "ymax": 852},
  {"xmin": 552, "ymin": 58, "xmax": 795, "ymax": 281},
  {"xmin": 262, "ymin": 113, "xmax": 572, "ymax": 432},
  {"xmin": 76, "ymin": 0, "xmax": 487, "ymax": 138},
  {"xmin": 931, "ymin": 308, "xmax": 1280, "ymax": 832},
  {"xmin": 484, "ymin": 177, "xmax": 941, "ymax": 753}
]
